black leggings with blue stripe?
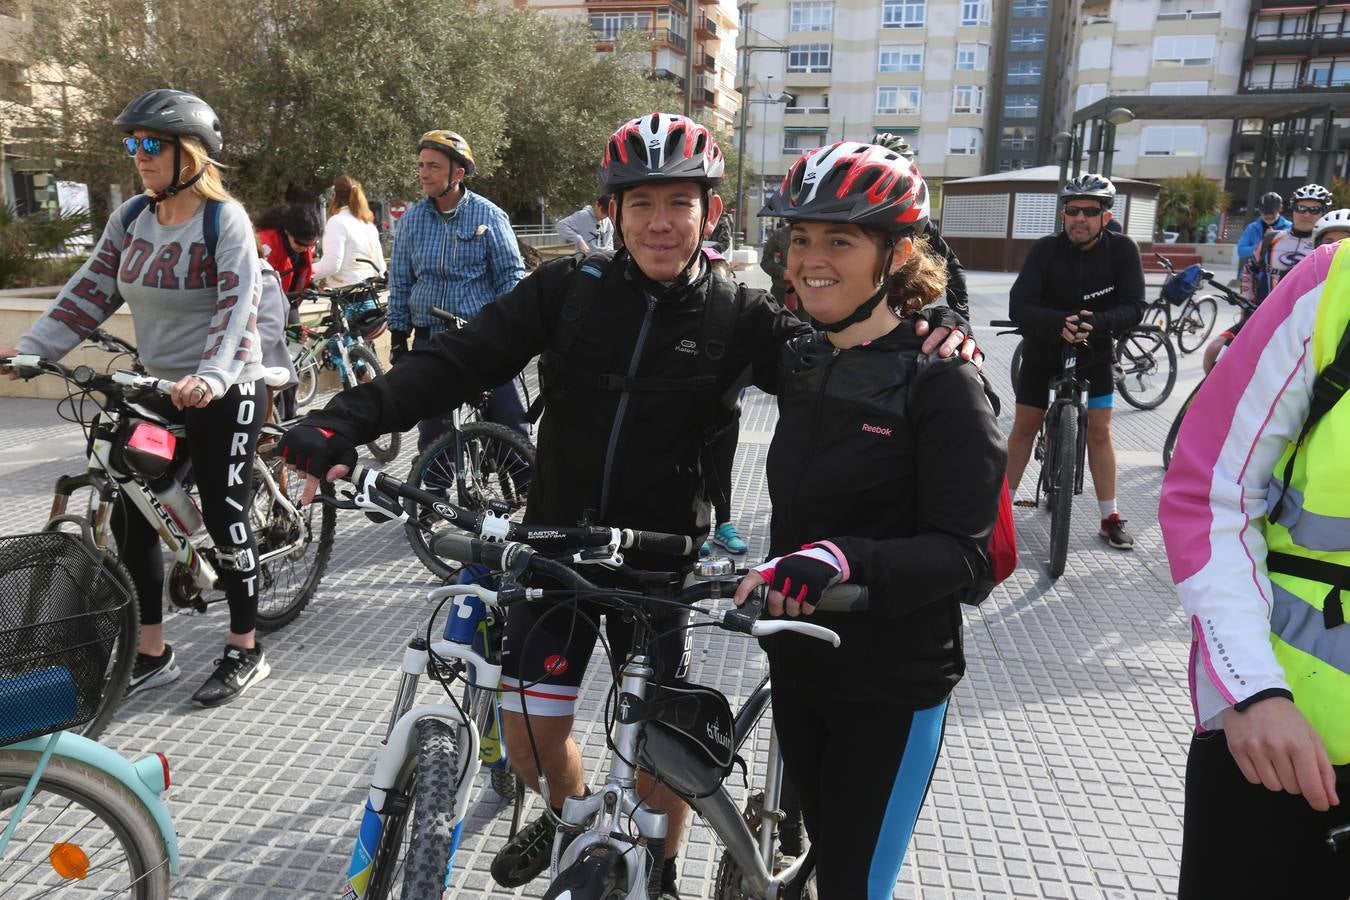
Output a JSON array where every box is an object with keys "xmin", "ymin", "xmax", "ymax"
[{"xmin": 772, "ymin": 688, "xmax": 948, "ymax": 899}]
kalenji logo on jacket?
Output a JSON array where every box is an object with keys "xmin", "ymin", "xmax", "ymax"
[{"xmin": 861, "ymin": 423, "xmax": 893, "ymax": 436}]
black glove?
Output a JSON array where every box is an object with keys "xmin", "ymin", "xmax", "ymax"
[
  {"xmin": 389, "ymin": 329, "xmax": 410, "ymax": 365},
  {"xmin": 277, "ymin": 424, "xmax": 357, "ymax": 477},
  {"xmin": 914, "ymin": 304, "xmax": 971, "ymax": 339},
  {"xmin": 753, "ymin": 544, "xmax": 845, "ymax": 610}
]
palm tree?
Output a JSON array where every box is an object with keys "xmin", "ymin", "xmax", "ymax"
[{"xmin": 1156, "ymin": 172, "xmax": 1230, "ymax": 243}]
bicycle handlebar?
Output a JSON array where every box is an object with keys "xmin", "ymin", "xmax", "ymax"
[
  {"xmin": 3, "ymin": 355, "xmax": 176, "ymax": 397},
  {"xmin": 428, "ymin": 307, "xmax": 468, "ymax": 330}
]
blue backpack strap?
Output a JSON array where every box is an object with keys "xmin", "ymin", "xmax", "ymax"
[
  {"xmin": 120, "ymin": 194, "xmax": 153, "ymax": 230},
  {"xmin": 202, "ymin": 199, "xmax": 223, "ymax": 259}
]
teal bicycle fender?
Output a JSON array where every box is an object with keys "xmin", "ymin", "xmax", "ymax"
[{"xmin": 9, "ymin": 733, "xmax": 180, "ymax": 874}]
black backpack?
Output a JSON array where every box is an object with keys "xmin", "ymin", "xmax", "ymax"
[{"xmin": 121, "ymin": 195, "xmax": 223, "ymax": 264}]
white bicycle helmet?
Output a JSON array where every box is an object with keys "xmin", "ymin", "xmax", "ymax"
[
  {"xmin": 1290, "ymin": 183, "xmax": 1334, "ymax": 206},
  {"xmin": 1061, "ymin": 173, "xmax": 1116, "ymax": 209},
  {"xmin": 1313, "ymin": 207, "xmax": 1350, "ymax": 244}
]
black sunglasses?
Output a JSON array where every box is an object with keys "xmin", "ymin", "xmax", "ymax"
[
  {"xmin": 123, "ymin": 136, "xmax": 178, "ymax": 158},
  {"xmin": 1063, "ymin": 205, "xmax": 1104, "ymax": 219},
  {"xmin": 1294, "ymin": 204, "xmax": 1328, "ymax": 215}
]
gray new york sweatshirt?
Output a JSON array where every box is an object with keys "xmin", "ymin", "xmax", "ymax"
[{"xmin": 20, "ymin": 196, "xmax": 263, "ymax": 398}]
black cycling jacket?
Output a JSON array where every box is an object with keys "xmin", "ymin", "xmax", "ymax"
[
  {"xmin": 302, "ymin": 251, "xmax": 806, "ymax": 569},
  {"xmin": 1009, "ymin": 229, "xmax": 1145, "ymax": 351},
  {"xmin": 759, "ymin": 325, "xmax": 1006, "ymax": 708},
  {"xmin": 925, "ymin": 223, "xmax": 969, "ymax": 321}
]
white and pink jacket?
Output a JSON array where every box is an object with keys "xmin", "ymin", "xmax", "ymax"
[{"xmin": 1159, "ymin": 243, "xmax": 1335, "ymax": 732}]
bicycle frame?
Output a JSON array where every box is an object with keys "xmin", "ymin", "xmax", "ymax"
[
  {"xmin": 1046, "ymin": 347, "xmax": 1089, "ymax": 498},
  {"xmin": 343, "ymin": 584, "xmax": 507, "ymax": 899},
  {"xmin": 1, "ymin": 731, "xmax": 180, "ymax": 876}
]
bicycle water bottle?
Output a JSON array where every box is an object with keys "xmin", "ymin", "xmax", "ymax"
[{"xmin": 147, "ymin": 474, "xmax": 208, "ymax": 544}]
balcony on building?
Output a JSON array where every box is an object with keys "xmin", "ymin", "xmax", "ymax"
[
  {"xmin": 1250, "ymin": 7, "xmax": 1350, "ymax": 57},
  {"xmin": 695, "ymin": 52, "xmax": 716, "ymax": 72},
  {"xmin": 695, "ymin": 15, "xmax": 716, "ymax": 38}
]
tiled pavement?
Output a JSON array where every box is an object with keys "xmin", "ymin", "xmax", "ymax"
[{"xmin": 0, "ymin": 265, "xmax": 1233, "ymax": 898}]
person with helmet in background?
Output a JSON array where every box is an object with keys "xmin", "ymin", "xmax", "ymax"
[
  {"xmin": 1236, "ymin": 192, "xmax": 1290, "ymax": 276},
  {"xmin": 1006, "ymin": 173, "xmax": 1145, "ymax": 550},
  {"xmin": 278, "ymin": 112, "xmax": 977, "ymax": 897},
  {"xmin": 1245, "ymin": 183, "xmax": 1328, "ymax": 303},
  {"xmin": 0, "ymin": 89, "xmax": 271, "ymax": 707},
  {"xmin": 873, "ymin": 133, "xmax": 970, "ymax": 321},
  {"xmin": 386, "ymin": 128, "xmax": 528, "ymax": 453},
  {"xmin": 732, "ymin": 140, "xmax": 1004, "ymax": 898}
]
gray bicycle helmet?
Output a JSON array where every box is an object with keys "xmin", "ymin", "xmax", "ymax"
[
  {"xmin": 1061, "ymin": 173, "xmax": 1115, "ymax": 209},
  {"xmin": 115, "ymin": 89, "xmax": 222, "ymax": 155},
  {"xmin": 1290, "ymin": 183, "xmax": 1333, "ymax": 205},
  {"xmin": 1258, "ymin": 191, "xmax": 1284, "ymax": 214}
]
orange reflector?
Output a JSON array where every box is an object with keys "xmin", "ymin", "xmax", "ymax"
[{"xmin": 50, "ymin": 842, "xmax": 90, "ymax": 880}]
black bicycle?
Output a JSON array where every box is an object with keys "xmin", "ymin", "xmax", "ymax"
[
  {"xmin": 1009, "ymin": 323, "xmax": 1175, "ymax": 412},
  {"xmin": 1145, "ymin": 252, "xmax": 1220, "ymax": 355},
  {"xmin": 996, "ymin": 320, "xmax": 1086, "ymax": 579}
]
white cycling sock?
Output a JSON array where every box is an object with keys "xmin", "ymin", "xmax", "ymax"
[{"xmin": 1099, "ymin": 499, "xmax": 1118, "ymax": 519}]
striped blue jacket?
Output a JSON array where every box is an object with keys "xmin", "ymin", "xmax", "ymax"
[{"xmin": 387, "ymin": 190, "xmax": 525, "ymax": 333}]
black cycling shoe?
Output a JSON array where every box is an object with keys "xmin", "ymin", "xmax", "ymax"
[
  {"xmin": 191, "ymin": 643, "xmax": 269, "ymax": 708},
  {"xmin": 659, "ymin": 855, "xmax": 681, "ymax": 900},
  {"xmin": 491, "ymin": 808, "xmax": 558, "ymax": 888}
]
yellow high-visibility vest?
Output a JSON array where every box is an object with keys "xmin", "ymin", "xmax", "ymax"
[{"xmin": 1265, "ymin": 240, "xmax": 1350, "ymax": 765}]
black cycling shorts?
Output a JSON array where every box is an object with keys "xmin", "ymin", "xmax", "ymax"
[
  {"xmin": 1014, "ymin": 340, "xmax": 1115, "ymax": 410},
  {"xmin": 499, "ymin": 583, "xmax": 693, "ymax": 717}
]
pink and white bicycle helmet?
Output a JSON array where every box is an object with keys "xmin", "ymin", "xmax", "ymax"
[{"xmin": 600, "ymin": 113, "xmax": 726, "ymax": 192}]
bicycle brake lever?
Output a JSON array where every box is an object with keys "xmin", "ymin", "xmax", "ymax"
[
  {"xmin": 310, "ymin": 483, "xmax": 358, "ymax": 511},
  {"xmin": 720, "ymin": 584, "xmax": 765, "ymax": 634}
]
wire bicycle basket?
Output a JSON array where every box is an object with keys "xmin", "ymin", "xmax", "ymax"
[
  {"xmin": 0, "ymin": 532, "xmax": 131, "ymax": 745},
  {"xmin": 1161, "ymin": 263, "xmax": 1204, "ymax": 306}
]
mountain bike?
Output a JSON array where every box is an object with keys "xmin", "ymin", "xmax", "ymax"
[
  {"xmin": 400, "ymin": 307, "xmax": 536, "ymax": 582},
  {"xmin": 287, "ymin": 277, "xmax": 400, "ymax": 463},
  {"xmin": 995, "ymin": 321, "xmax": 1086, "ymax": 580},
  {"xmin": 1144, "ymin": 253, "xmax": 1220, "ymax": 355},
  {"xmin": 1112, "ymin": 323, "xmax": 1176, "ymax": 410},
  {"xmin": 318, "ymin": 465, "xmax": 699, "ymax": 898},
  {"xmin": 0, "ymin": 530, "xmax": 179, "ymax": 898},
  {"xmin": 3, "ymin": 354, "xmax": 335, "ymax": 734}
]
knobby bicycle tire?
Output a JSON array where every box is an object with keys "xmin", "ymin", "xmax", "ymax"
[
  {"xmin": 1114, "ymin": 329, "xmax": 1177, "ymax": 410},
  {"xmin": 1009, "ymin": 340, "xmax": 1023, "ymax": 390},
  {"xmin": 294, "ymin": 354, "xmax": 320, "ymax": 409},
  {"xmin": 345, "ymin": 346, "xmax": 401, "ymax": 464},
  {"xmin": 1048, "ymin": 405, "xmax": 1078, "ymax": 580},
  {"xmin": 403, "ymin": 422, "xmax": 536, "ymax": 582},
  {"xmin": 0, "ymin": 750, "xmax": 171, "ymax": 898},
  {"xmin": 1162, "ymin": 381, "xmax": 1203, "ymax": 471},
  {"xmin": 251, "ymin": 457, "xmax": 336, "ymax": 631},
  {"xmin": 1176, "ymin": 297, "xmax": 1218, "ymax": 355},
  {"xmin": 80, "ymin": 551, "xmax": 138, "ymax": 740}
]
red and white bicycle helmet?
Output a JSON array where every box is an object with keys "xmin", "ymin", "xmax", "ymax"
[
  {"xmin": 600, "ymin": 113, "xmax": 725, "ymax": 192},
  {"xmin": 760, "ymin": 141, "xmax": 929, "ymax": 236}
]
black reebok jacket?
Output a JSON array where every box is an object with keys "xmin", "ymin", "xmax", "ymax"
[
  {"xmin": 759, "ymin": 325, "xmax": 1006, "ymax": 708},
  {"xmin": 303, "ymin": 251, "xmax": 806, "ymax": 569}
]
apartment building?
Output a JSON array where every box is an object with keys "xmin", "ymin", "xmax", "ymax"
[
  {"xmin": 516, "ymin": 0, "xmax": 741, "ymax": 134},
  {"xmin": 739, "ymin": 0, "xmax": 1001, "ymax": 237},
  {"xmin": 0, "ymin": 0, "xmax": 47, "ymax": 214}
]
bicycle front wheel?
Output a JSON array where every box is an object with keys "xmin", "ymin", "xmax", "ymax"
[
  {"xmin": 403, "ymin": 422, "xmax": 536, "ymax": 582},
  {"xmin": 1115, "ymin": 329, "xmax": 1177, "ymax": 410},
  {"xmin": 1048, "ymin": 406, "xmax": 1078, "ymax": 580},
  {"xmin": 344, "ymin": 346, "xmax": 401, "ymax": 464},
  {"xmin": 251, "ymin": 456, "xmax": 335, "ymax": 631},
  {"xmin": 363, "ymin": 718, "xmax": 460, "ymax": 900},
  {"xmin": 293, "ymin": 354, "xmax": 320, "ymax": 409},
  {"xmin": 81, "ymin": 553, "xmax": 138, "ymax": 740},
  {"xmin": 1162, "ymin": 381, "xmax": 1203, "ymax": 471},
  {"xmin": 0, "ymin": 749, "xmax": 171, "ymax": 898},
  {"xmin": 1176, "ymin": 296, "xmax": 1218, "ymax": 355}
]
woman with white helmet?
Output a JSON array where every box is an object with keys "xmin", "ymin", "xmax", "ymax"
[{"xmin": 1313, "ymin": 207, "xmax": 1350, "ymax": 248}]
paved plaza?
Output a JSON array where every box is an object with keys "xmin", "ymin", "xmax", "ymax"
[{"xmin": 0, "ymin": 264, "xmax": 1232, "ymax": 899}]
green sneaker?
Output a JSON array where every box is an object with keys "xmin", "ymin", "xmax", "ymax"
[
  {"xmin": 490, "ymin": 808, "xmax": 558, "ymax": 888},
  {"xmin": 712, "ymin": 522, "xmax": 748, "ymax": 555}
]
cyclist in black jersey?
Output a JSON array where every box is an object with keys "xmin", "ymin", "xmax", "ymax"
[
  {"xmin": 276, "ymin": 113, "xmax": 980, "ymax": 898},
  {"xmin": 1006, "ymin": 173, "xmax": 1145, "ymax": 550},
  {"xmin": 735, "ymin": 141, "xmax": 1004, "ymax": 899}
]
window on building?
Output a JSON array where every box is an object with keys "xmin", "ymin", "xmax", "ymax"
[
  {"xmin": 1308, "ymin": 57, "xmax": 1350, "ymax": 86},
  {"xmin": 960, "ymin": 1, "xmax": 990, "ymax": 26},
  {"xmin": 1149, "ymin": 81, "xmax": 1209, "ymax": 95},
  {"xmin": 882, "ymin": 0, "xmax": 926, "ymax": 29},
  {"xmin": 947, "ymin": 127, "xmax": 982, "ymax": 156},
  {"xmin": 1075, "ymin": 82, "xmax": 1107, "ymax": 109},
  {"xmin": 0, "ymin": 61, "xmax": 29, "ymax": 102},
  {"xmin": 1113, "ymin": 43, "xmax": 1150, "ymax": 77},
  {"xmin": 1010, "ymin": 27, "xmax": 1046, "ymax": 52},
  {"xmin": 956, "ymin": 42, "xmax": 989, "ymax": 71},
  {"xmin": 590, "ymin": 11, "xmax": 653, "ymax": 39},
  {"xmin": 1158, "ymin": 0, "xmax": 1219, "ymax": 19},
  {"xmin": 1316, "ymin": 8, "xmax": 1347, "ymax": 37},
  {"xmin": 879, "ymin": 44, "xmax": 924, "ymax": 72},
  {"xmin": 1078, "ymin": 36, "xmax": 1113, "ymax": 69},
  {"xmin": 1001, "ymin": 126, "xmax": 1037, "ymax": 151},
  {"xmin": 786, "ymin": 90, "xmax": 830, "ymax": 113},
  {"xmin": 952, "ymin": 85, "xmax": 985, "ymax": 114},
  {"xmin": 1000, "ymin": 159, "xmax": 1033, "ymax": 172},
  {"xmin": 1153, "ymin": 34, "xmax": 1215, "ymax": 66},
  {"xmin": 1007, "ymin": 59, "xmax": 1040, "ymax": 83},
  {"xmin": 1012, "ymin": 0, "xmax": 1048, "ymax": 17},
  {"xmin": 1004, "ymin": 94, "xmax": 1039, "ymax": 118},
  {"xmin": 783, "ymin": 130, "xmax": 828, "ymax": 155},
  {"xmin": 1140, "ymin": 125, "xmax": 1205, "ymax": 156},
  {"xmin": 787, "ymin": 43, "xmax": 832, "ymax": 73},
  {"xmin": 876, "ymin": 85, "xmax": 922, "ymax": 114},
  {"xmin": 790, "ymin": 1, "xmax": 834, "ymax": 32}
]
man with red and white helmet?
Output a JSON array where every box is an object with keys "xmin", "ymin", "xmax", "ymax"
[
  {"xmin": 1245, "ymin": 182, "xmax": 1328, "ymax": 303},
  {"xmin": 278, "ymin": 115, "xmax": 977, "ymax": 896},
  {"xmin": 732, "ymin": 141, "xmax": 1005, "ymax": 897}
]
